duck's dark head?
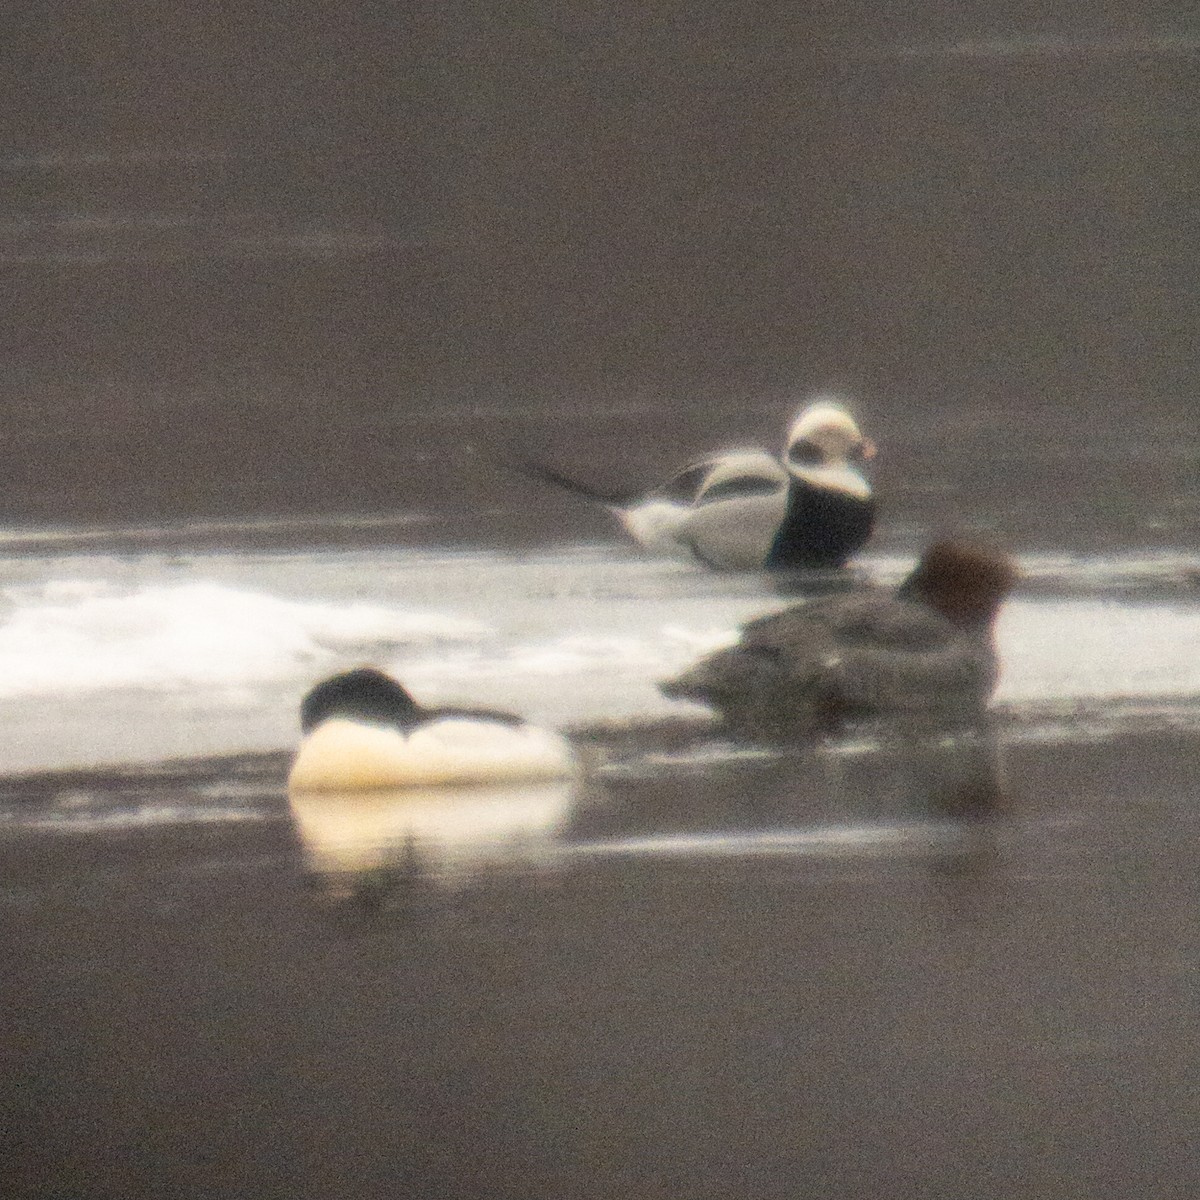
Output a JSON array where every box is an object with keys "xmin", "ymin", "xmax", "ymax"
[
  {"xmin": 898, "ymin": 540, "xmax": 1017, "ymax": 631},
  {"xmin": 300, "ymin": 667, "xmax": 422, "ymax": 733}
]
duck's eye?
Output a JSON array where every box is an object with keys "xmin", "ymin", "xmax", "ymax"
[{"xmin": 787, "ymin": 438, "xmax": 823, "ymax": 466}]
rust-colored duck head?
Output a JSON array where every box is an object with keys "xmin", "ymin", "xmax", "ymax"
[{"xmin": 897, "ymin": 540, "xmax": 1018, "ymax": 631}]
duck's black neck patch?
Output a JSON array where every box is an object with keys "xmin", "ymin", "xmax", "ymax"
[{"xmin": 765, "ymin": 477, "xmax": 875, "ymax": 569}]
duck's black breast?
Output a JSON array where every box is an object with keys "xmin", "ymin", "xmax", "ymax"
[{"xmin": 765, "ymin": 480, "xmax": 875, "ymax": 570}]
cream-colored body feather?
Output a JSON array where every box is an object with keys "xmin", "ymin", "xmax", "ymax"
[{"xmin": 288, "ymin": 716, "xmax": 576, "ymax": 791}]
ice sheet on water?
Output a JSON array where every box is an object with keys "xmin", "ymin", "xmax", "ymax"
[
  {"xmin": 996, "ymin": 597, "xmax": 1200, "ymax": 704},
  {"xmin": 1, "ymin": 541, "xmax": 1199, "ymax": 774},
  {"xmin": 0, "ymin": 579, "xmax": 487, "ymax": 698}
]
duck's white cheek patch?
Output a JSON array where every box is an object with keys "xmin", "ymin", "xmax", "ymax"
[
  {"xmin": 288, "ymin": 717, "xmax": 576, "ymax": 791},
  {"xmin": 786, "ymin": 463, "xmax": 872, "ymax": 501}
]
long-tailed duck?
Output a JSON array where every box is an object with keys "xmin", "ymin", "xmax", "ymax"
[{"xmin": 523, "ymin": 398, "xmax": 876, "ymax": 570}]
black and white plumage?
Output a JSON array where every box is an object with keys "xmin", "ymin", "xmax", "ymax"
[
  {"xmin": 763, "ymin": 400, "xmax": 877, "ymax": 570},
  {"xmin": 660, "ymin": 541, "xmax": 1017, "ymax": 740},
  {"xmin": 289, "ymin": 668, "xmax": 575, "ymax": 790},
  {"xmin": 523, "ymin": 398, "xmax": 876, "ymax": 571}
]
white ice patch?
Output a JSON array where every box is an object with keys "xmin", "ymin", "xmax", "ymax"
[
  {"xmin": 0, "ymin": 580, "xmax": 488, "ymax": 698},
  {"xmin": 662, "ymin": 623, "xmax": 743, "ymax": 656},
  {"xmin": 4, "ymin": 542, "xmax": 1200, "ymax": 775},
  {"xmin": 996, "ymin": 597, "xmax": 1200, "ymax": 704}
]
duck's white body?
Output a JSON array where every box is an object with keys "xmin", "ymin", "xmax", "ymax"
[
  {"xmin": 526, "ymin": 400, "xmax": 875, "ymax": 571},
  {"xmin": 288, "ymin": 715, "xmax": 576, "ymax": 791},
  {"xmin": 618, "ymin": 450, "xmax": 790, "ymax": 568}
]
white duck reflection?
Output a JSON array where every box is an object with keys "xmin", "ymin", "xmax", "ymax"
[{"xmin": 289, "ymin": 778, "xmax": 576, "ymax": 892}]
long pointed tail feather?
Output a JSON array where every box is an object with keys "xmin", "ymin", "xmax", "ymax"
[{"xmin": 515, "ymin": 459, "xmax": 638, "ymax": 508}]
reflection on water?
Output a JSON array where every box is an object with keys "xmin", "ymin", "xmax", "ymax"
[
  {"xmin": 764, "ymin": 564, "xmax": 875, "ymax": 600},
  {"xmin": 574, "ymin": 724, "xmax": 1004, "ymax": 875},
  {"xmin": 9, "ymin": 718, "xmax": 1200, "ymax": 1200},
  {"xmin": 288, "ymin": 779, "xmax": 576, "ymax": 902},
  {"xmin": 289, "ymin": 719, "xmax": 1005, "ymax": 908}
]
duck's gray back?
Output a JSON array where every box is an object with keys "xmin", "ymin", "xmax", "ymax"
[{"xmin": 665, "ymin": 592, "xmax": 998, "ymax": 739}]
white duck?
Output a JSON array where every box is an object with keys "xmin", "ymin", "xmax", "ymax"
[
  {"xmin": 524, "ymin": 398, "xmax": 876, "ymax": 570},
  {"xmin": 288, "ymin": 668, "xmax": 575, "ymax": 791}
]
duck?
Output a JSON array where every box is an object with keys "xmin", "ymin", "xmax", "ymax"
[
  {"xmin": 659, "ymin": 540, "xmax": 1017, "ymax": 740},
  {"xmin": 288, "ymin": 667, "xmax": 576, "ymax": 790},
  {"xmin": 522, "ymin": 397, "xmax": 877, "ymax": 571}
]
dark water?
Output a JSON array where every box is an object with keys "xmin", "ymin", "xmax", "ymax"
[
  {"xmin": 3, "ymin": 725, "xmax": 1200, "ymax": 1199},
  {"xmin": 5, "ymin": 6, "xmax": 1199, "ymax": 531},
  {"xmin": 6, "ymin": 7, "xmax": 1200, "ymax": 1198}
]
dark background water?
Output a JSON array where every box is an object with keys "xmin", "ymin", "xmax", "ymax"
[
  {"xmin": 5, "ymin": 5, "xmax": 1200, "ymax": 537},
  {"xmin": 5, "ymin": 725, "xmax": 1200, "ymax": 1200}
]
